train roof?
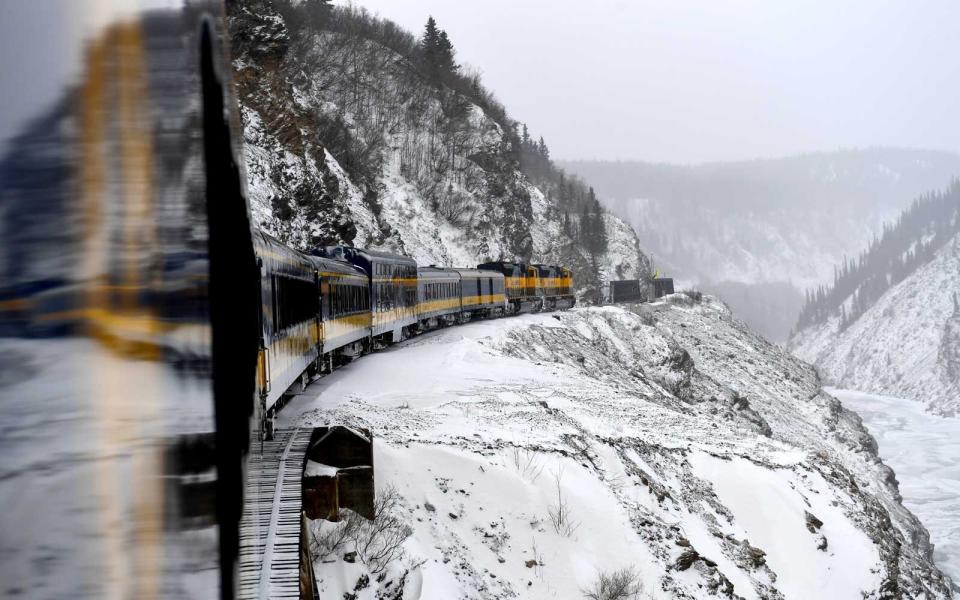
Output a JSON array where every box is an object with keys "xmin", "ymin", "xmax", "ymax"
[
  {"xmin": 255, "ymin": 230, "xmax": 314, "ymax": 266},
  {"xmin": 453, "ymin": 268, "xmax": 505, "ymax": 279},
  {"xmin": 417, "ymin": 266, "xmax": 461, "ymax": 280},
  {"xmin": 311, "ymin": 255, "xmax": 367, "ymax": 277},
  {"xmin": 477, "ymin": 260, "xmax": 530, "ymax": 269},
  {"xmin": 315, "ymin": 246, "xmax": 417, "ymax": 267},
  {"xmin": 533, "ymin": 263, "xmax": 570, "ymax": 273}
]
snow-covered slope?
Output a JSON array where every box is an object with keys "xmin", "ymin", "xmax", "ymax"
[
  {"xmin": 280, "ymin": 298, "xmax": 951, "ymax": 599},
  {"xmin": 228, "ymin": 3, "xmax": 649, "ymax": 294},
  {"xmin": 791, "ymin": 233, "xmax": 960, "ymax": 416}
]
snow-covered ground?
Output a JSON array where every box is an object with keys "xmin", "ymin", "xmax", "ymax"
[
  {"xmin": 832, "ymin": 387, "xmax": 960, "ymax": 588},
  {"xmin": 280, "ymin": 299, "xmax": 952, "ymax": 599}
]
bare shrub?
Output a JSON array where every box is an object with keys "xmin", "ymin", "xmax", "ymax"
[
  {"xmin": 351, "ymin": 486, "xmax": 413, "ymax": 573},
  {"xmin": 309, "ymin": 485, "xmax": 412, "ymax": 575},
  {"xmin": 547, "ymin": 470, "xmax": 580, "ymax": 537},
  {"xmin": 511, "ymin": 447, "xmax": 545, "ymax": 483},
  {"xmin": 527, "ymin": 537, "xmax": 546, "ymax": 580},
  {"xmin": 310, "ymin": 513, "xmax": 358, "ymax": 558},
  {"xmin": 582, "ymin": 567, "xmax": 646, "ymax": 600}
]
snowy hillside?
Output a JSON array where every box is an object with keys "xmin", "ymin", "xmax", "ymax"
[
  {"xmin": 279, "ymin": 298, "xmax": 951, "ymax": 599},
  {"xmin": 228, "ymin": 2, "xmax": 649, "ymax": 294},
  {"xmin": 791, "ymin": 233, "xmax": 960, "ymax": 416}
]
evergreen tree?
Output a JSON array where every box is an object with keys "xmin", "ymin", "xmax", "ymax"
[
  {"xmin": 437, "ymin": 30, "xmax": 458, "ymax": 73},
  {"xmin": 420, "ymin": 16, "xmax": 441, "ymax": 79},
  {"xmin": 537, "ymin": 136, "xmax": 549, "ymax": 160},
  {"xmin": 591, "ymin": 191, "xmax": 608, "ymax": 255},
  {"xmin": 420, "ymin": 17, "xmax": 458, "ymax": 81},
  {"xmin": 302, "ymin": 0, "xmax": 333, "ymax": 21}
]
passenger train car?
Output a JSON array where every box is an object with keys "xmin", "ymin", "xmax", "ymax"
[
  {"xmin": 456, "ymin": 268, "xmax": 508, "ymax": 318},
  {"xmin": 416, "ymin": 267, "xmax": 462, "ymax": 328},
  {"xmin": 317, "ymin": 247, "xmax": 417, "ymax": 344},
  {"xmin": 0, "ymin": 2, "xmax": 259, "ymax": 598}
]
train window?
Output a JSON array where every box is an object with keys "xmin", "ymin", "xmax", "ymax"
[
  {"xmin": 331, "ymin": 282, "xmax": 338, "ymax": 317},
  {"xmin": 273, "ymin": 274, "xmax": 318, "ymax": 331}
]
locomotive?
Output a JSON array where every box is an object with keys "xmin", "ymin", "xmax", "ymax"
[{"xmin": 253, "ymin": 232, "xmax": 574, "ymax": 420}]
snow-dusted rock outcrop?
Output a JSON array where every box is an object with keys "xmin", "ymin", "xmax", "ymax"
[
  {"xmin": 228, "ymin": 2, "xmax": 649, "ymax": 293},
  {"xmin": 282, "ymin": 297, "xmax": 951, "ymax": 599},
  {"xmin": 791, "ymin": 233, "xmax": 960, "ymax": 416}
]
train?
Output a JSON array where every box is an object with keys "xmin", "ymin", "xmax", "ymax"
[
  {"xmin": 254, "ymin": 231, "xmax": 575, "ymax": 422},
  {"xmin": 0, "ymin": 1, "xmax": 580, "ymax": 597}
]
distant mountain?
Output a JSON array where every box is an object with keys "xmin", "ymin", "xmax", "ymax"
[
  {"xmin": 563, "ymin": 150, "xmax": 960, "ymax": 341},
  {"xmin": 227, "ymin": 1, "xmax": 649, "ymax": 295},
  {"xmin": 790, "ymin": 183, "xmax": 960, "ymax": 416}
]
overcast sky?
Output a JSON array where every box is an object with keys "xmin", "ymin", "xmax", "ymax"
[{"xmin": 354, "ymin": 0, "xmax": 960, "ymax": 164}]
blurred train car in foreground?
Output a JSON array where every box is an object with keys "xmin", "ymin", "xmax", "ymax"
[{"xmin": 0, "ymin": 2, "xmax": 258, "ymax": 598}]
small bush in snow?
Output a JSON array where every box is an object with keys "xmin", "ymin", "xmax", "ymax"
[
  {"xmin": 310, "ymin": 485, "xmax": 412, "ymax": 575},
  {"xmin": 547, "ymin": 471, "xmax": 580, "ymax": 537},
  {"xmin": 511, "ymin": 446, "xmax": 545, "ymax": 483},
  {"xmin": 582, "ymin": 567, "xmax": 646, "ymax": 600}
]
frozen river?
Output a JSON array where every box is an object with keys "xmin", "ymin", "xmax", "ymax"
[{"xmin": 831, "ymin": 388, "xmax": 960, "ymax": 588}]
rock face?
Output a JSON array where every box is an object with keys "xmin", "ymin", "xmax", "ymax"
[
  {"xmin": 227, "ymin": 1, "xmax": 649, "ymax": 292},
  {"xmin": 286, "ymin": 297, "xmax": 952, "ymax": 599},
  {"xmin": 791, "ymin": 233, "xmax": 960, "ymax": 416}
]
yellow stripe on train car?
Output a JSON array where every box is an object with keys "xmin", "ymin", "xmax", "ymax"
[
  {"xmin": 324, "ymin": 313, "xmax": 371, "ymax": 339},
  {"xmin": 416, "ymin": 298, "xmax": 461, "ymax": 315},
  {"xmin": 462, "ymin": 294, "xmax": 506, "ymax": 306}
]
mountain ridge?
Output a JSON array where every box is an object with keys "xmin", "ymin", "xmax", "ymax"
[{"xmin": 562, "ymin": 149, "xmax": 960, "ymax": 341}]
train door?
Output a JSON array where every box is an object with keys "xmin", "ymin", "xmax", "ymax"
[{"xmin": 314, "ymin": 269, "xmax": 323, "ymax": 357}]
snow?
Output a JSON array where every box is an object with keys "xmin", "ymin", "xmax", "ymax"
[
  {"xmin": 279, "ymin": 300, "xmax": 951, "ymax": 598},
  {"xmin": 691, "ymin": 453, "xmax": 881, "ymax": 600},
  {"xmin": 832, "ymin": 387, "xmax": 960, "ymax": 587},
  {"xmin": 792, "ymin": 233, "xmax": 960, "ymax": 415},
  {"xmin": 305, "ymin": 460, "xmax": 340, "ymax": 478}
]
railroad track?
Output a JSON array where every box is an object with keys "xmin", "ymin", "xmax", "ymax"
[{"xmin": 238, "ymin": 427, "xmax": 312, "ymax": 599}]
